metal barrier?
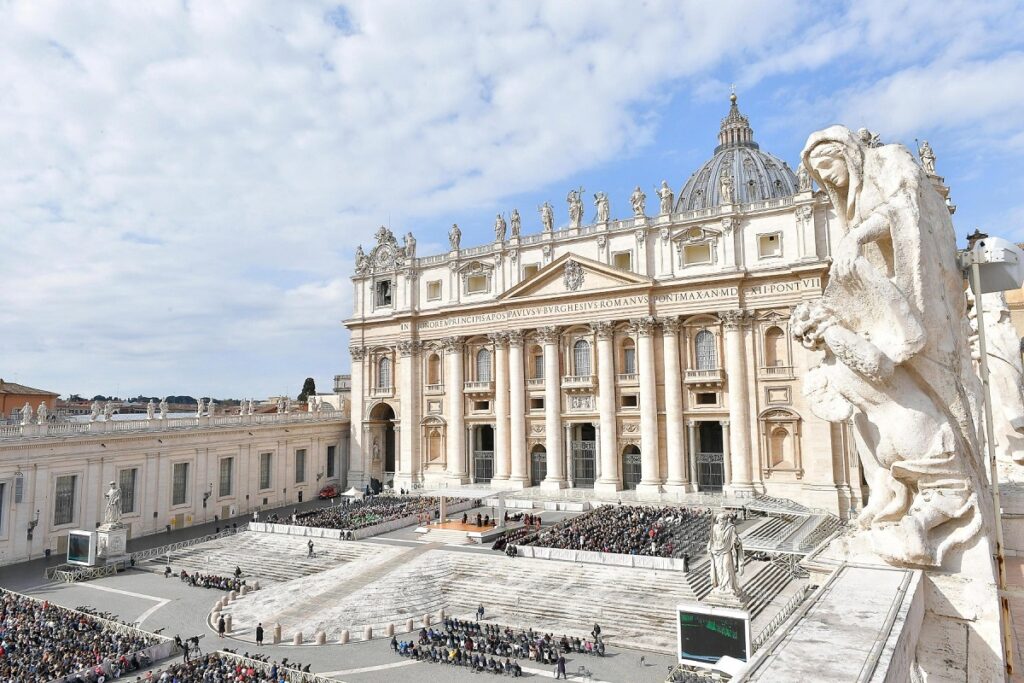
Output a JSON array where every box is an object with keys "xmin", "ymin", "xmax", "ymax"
[
  {"xmin": 214, "ymin": 651, "xmax": 343, "ymax": 683},
  {"xmin": 45, "ymin": 562, "xmax": 124, "ymax": 583},
  {"xmin": 130, "ymin": 527, "xmax": 240, "ymax": 563},
  {"xmin": 752, "ymin": 584, "xmax": 814, "ymax": 650}
]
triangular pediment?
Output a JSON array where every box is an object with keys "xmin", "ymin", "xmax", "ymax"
[{"xmin": 500, "ymin": 253, "xmax": 653, "ymax": 300}]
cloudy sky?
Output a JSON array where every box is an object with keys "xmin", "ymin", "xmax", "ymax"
[{"xmin": 2, "ymin": 0, "xmax": 1023, "ymax": 399}]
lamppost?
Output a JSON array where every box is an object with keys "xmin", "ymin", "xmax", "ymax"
[
  {"xmin": 202, "ymin": 483, "xmax": 213, "ymax": 524},
  {"xmin": 26, "ymin": 509, "xmax": 39, "ymax": 561},
  {"xmin": 959, "ymin": 231, "xmax": 1024, "ymax": 677}
]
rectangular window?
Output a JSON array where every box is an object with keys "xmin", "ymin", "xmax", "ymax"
[
  {"xmin": 621, "ymin": 394, "xmax": 639, "ymax": 409},
  {"xmin": 426, "ymin": 280, "xmax": 442, "ymax": 300},
  {"xmin": 326, "ymin": 446, "xmax": 336, "ymax": 479},
  {"xmin": 467, "ymin": 274, "xmax": 488, "ymax": 293},
  {"xmin": 758, "ymin": 233, "xmax": 782, "ymax": 258},
  {"xmin": 612, "ymin": 251, "xmax": 632, "ymax": 271},
  {"xmin": 260, "ymin": 452, "xmax": 273, "ymax": 490},
  {"xmin": 523, "ymin": 264, "xmax": 540, "ymax": 279},
  {"xmin": 375, "ymin": 280, "xmax": 393, "ymax": 307},
  {"xmin": 428, "ymin": 400, "xmax": 442, "ymax": 414},
  {"xmin": 219, "ymin": 457, "xmax": 233, "ymax": 497},
  {"xmin": 529, "ymin": 397, "xmax": 545, "ymax": 411},
  {"xmin": 54, "ymin": 475, "xmax": 77, "ymax": 526},
  {"xmin": 295, "ymin": 449, "xmax": 306, "ymax": 484},
  {"xmin": 473, "ymin": 400, "xmax": 490, "ymax": 412},
  {"xmin": 14, "ymin": 473, "xmax": 24, "ymax": 503},
  {"xmin": 696, "ymin": 392, "xmax": 718, "ymax": 406},
  {"xmin": 623, "ymin": 348, "xmax": 637, "ymax": 375},
  {"xmin": 119, "ymin": 468, "xmax": 138, "ymax": 514},
  {"xmin": 533, "ymin": 354, "xmax": 544, "ymax": 379},
  {"xmin": 683, "ymin": 243, "xmax": 712, "ymax": 265},
  {"xmin": 172, "ymin": 463, "xmax": 189, "ymax": 506}
]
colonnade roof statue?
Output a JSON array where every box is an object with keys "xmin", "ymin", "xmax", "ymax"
[{"xmin": 791, "ymin": 124, "xmax": 988, "ymax": 568}]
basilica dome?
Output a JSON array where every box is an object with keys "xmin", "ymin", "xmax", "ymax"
[{"xmin": 675, "ymin": 94, "xmax": 798, "ymax": 211}]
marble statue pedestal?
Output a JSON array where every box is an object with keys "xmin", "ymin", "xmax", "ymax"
[
  {"xmin": 704, "ymin": 590, "xmax": 748, "ymax": 610},
  {"xmin": 96, "ymin": 523, "xmax": 129, "ymax": 565},
  {"xmin": 592, "ymin": 480, "xmax": 622, "ymax": 495}
]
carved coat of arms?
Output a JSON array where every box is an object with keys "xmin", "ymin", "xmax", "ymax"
[{"xmin": 563, "ymin": 259, "xmax": 584, "ymax": 292}]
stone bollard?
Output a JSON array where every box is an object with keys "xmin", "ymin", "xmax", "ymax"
[
  {"xmin": 316, "ymin": 630, "xmax": 326, "ymax": 645},
  {"xmin": 230, "ymin": 590, "xmax": 238, "ymax": 601},
  {"xmin": 406, "ymin": 618, "xmax": 414, "ymax": 633},
  {"xmin": 241, "ymin": 585, "xmax": 249, "ymax": 596},
  {"xmin": 423, "ymin": 614, "xmax": 431, "ymax": 627},
  {"xmin": 273, "ymin": 623, "xmax": 282, "ymax": 645},
  {"xmin": 253, "ymin": 580, "xmax": 261, "ymax": 591},
  {"xmin": 293, "ymin": 632, "xmax": 303, "ymax": 645},
  {"xmin": 224, "ymin": 614, "xmax": 233, "ymax": 632},
  {"xmin": 386, "ymin": 623, "xmax": 394, "ymax": 637},
  {"xmin": 340, "ymin": 630, "xmax": 350, "ymax": 644},
  {"xmin": 363, "ymin": 625, "xmax": 372, "ymax": 641}
]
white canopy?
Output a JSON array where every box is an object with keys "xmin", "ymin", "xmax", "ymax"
[{"xmin": 341, "ymin": 487, "xmax": 364, "ymax": 499}]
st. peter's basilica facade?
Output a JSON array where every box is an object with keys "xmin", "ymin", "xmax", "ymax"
[{"xmin": 345, "ymin": 96, "xmax": 863, "ymax": 516}]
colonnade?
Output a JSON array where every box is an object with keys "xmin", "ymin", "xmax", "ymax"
[{"xmin": 358, "ymin": 311, "xmax": 756, "ymax": 494}]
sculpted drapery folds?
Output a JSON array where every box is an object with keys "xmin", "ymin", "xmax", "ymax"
[{"xmin": 791, "ymin": 125, "xmax": 985, "ymax": 568}]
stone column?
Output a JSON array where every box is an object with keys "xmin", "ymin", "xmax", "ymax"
[
  {"xmin": 507, "ymin": 331, "xmax": 528, "ymax": 487},
  {"xmin": 687, "ymin": 421, "xmax": 698, "ymax": 487},
  {"xmin": 396, "ymin": 340, "xmax": 420, "ymax": 490},
  {"xmin": 721, "ymin": 420, "xmax": 733, "ymax": 489},
  {"xmin": 633, "ymin": 317, "xmax": 662, "ymax": 492},
  {"xmin": 490, "ymin": 333, "xmax": 510, "ymax": 486},
  {"xmin": 443, "ymin": 337, "xmax": 467, "ymax": 484},
  {"xmin": 661, "ymin": 317, "xmax": 686, "ymax": 490},
  {"xmin": 721, "ymin": 310, "xmax": 754, "ymax": 494},
  {"xmin": 539, "ymin": 326, "xmax": 565, "ymax": 489},
  {"xmin": 349, "ymin": 346, "xmax": 366, "ymax": 488},
  {"xmin": 593, "ymin": 322, "xmax": 620, "ymax": 493}
]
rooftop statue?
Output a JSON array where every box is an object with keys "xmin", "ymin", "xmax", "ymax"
[
  {"xmin": 657, "ymin": 181, "xmax": 674, "ymax": 215},
  {"xmin": 159, "ymin": 397, "xmax": 168, "ymax": 418},
  {"xmin": 36, "ymin": 402, "xmax": 47, "ymax": 423},
  {"xmin": 792, "ymin": 125, "xmax": 985, "ymax": 567},
  {"xmin": 354, "ymin": 245, "xmax": 368, "ymax": 274},
  {"xmin": 567, "ymin": 188, "xmax": 584, "ymax": 228},
  {"xmin": 918, "ymin": 139, "xmax": 936, "ymax": 175},
  {"xmin": 594, "ymin": 192, "xmax": 609, "ymax": 223},
  {"xmin": 630, "ymin": 186, "xmax": 646, "ymax": 217},
  {"xmin": 494, "ymin": 213, "xmax": 506, "ymax": 242},
  {"xmin": 510, "ymin": 209, "xmax": 521, "ymax": 238},
  {"xmin": 90, "ymin": 400, "xmax": 101, "ymax": 422},
  {"xmin": 20, "ymin": 402, "xmax": 32, "ymax": 426},
  {"xmin": 539, "ymin": 201, "xmax": 554, "ymax": 233},
  {"xmin": 146, "ymin": 400, "xmax": 155, "ymax": 419},
  {"xmin": 797, "ymin": 164, "xmax": 811, "ymax": 192},
  {"xmin": 449, "ymin": 223, "xmax": 461, "ymax": 251},
  {"xmin": 719, "ymin": 173, "xmax": 734, "ymax": 204},
  {"xmin": 196, "ymin": 397, "xmax": 205, "ymax": 417},
  {"xmin": 403, "ymin": 232, "xmax": 416, "ymax": 260}
]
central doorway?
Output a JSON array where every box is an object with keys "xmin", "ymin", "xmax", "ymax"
[
  {"xmin": 530, "ymin": 445, "xmax": 547, "ymax": 486},
  {"xmin": 697, "ymin": 421, "xmax": 724, "ymax": 492},
  {"xmin": 570, "ymin": 423, "xmax": 596, "ymax": 488},
  {"xmin": 368, "ymin": 402, "xmax": 397, "ymax": 485},
  {"xmin": 472, "ymin": 425, "xmax": 494, "ymax": 484},
  {"xmin": 622, "ymin": 445, "xmax": 642, "ymax": 489}
]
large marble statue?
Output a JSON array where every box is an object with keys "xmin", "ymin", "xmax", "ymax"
[
  {"xmin": 539, "ymin": 201, "xmax": 554, "ymax": 233},
  {"xmin": 510, "ymin": 209, "xmax": 521, "ymax": 238},
  {"xmin": 968, "ymin": 289, "xmax": 1024, "ymax": 472},
  {"xmin": 103, "ymin": 401, "xmax": 114, "ymax": 421},
  {"xmin": 494, "ymin": 213, "xmax": 506, "ymax": 242},
  {"xmin": 720, "ymin": 173, "xmax": 734, "ymax": 203},
  {"xmin": 36, "ymin": 403, "xmax": 47, "ymax": 423},
  {"xmin": 159, "ymin": 397, "xmax": 168, "ymax": 419},
  {"xmin": 354, "ymin": 245, "xmax": 368, "ymax": 274},
  {"xmin": 146, "ymin": 400, "xmax": 155, "ymax": 419},
  {"xmin": 403, "ymin": 232, "xmax": 416, "ymax": 259},
  {"xmin": 448, "ymin": 223, "xmax": 461, "ymax": 251},
  {"xmin": 196, "ymin": 397, "xmax": 205, "ymax": 417},
  {"xmin": 247, "ymin": 398, "xmax": 254, "ymax": 416},
  {"xmin": 567, "ymin": 189, "xmax": 584, "ymax": 228},
  {"xmin": 792, "ymin": 125, "xmax": 985, "ymax": 567},
  {"xmin": 657, "ymin": 181, "xmax": 674, "ymax": 215},
  {"xmin": 103, "ymin": 481, "xmax": 121, "ymax": 525},
  {"xmin": 918, "ymin": 139, "xmax": 936, "ymax": 175},
  {"xmin": 207, "ymin": 399, "xmax": 216, "ymax": 417},
  {"xmin": 90, "ymin": 400, "xmax": 101, "ymax": 422},
  {"xmin": 20, "ymin": 402, "xmax": 32, "ymax": 425},
  {"xmin": 629, "ymin": 186, "xmax": 646, "ymax": 217},
  {"xmin": 797, "ymin": 164, "xmax": 811, "ymax": 192},
  {"xmin": 593, "ymin": 192, "xmax": 609, "ymax": 223},
  {"xmin": 707, "ymin": 513, "xmax": 744, "ymax": 597}
]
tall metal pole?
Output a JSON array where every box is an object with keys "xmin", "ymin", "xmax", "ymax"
[{"xmin": 969, "ymin": 259, "xmax": 1015, "ymax": 678}]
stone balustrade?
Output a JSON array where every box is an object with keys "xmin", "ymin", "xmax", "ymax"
[{"xmin": 0, "ymin": 408, "xmax": 345, "ymax": 441}]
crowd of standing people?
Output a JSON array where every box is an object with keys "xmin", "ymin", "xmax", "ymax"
[
  {"xmin": 522, "ymin": 504, "xmax": 712, "ymax": 558},
  {"xmin": 0, "ymin": 590, "xmax": 159, "ymax": 682},
  {"xmin": 294, "ymin": 495, "xmax": 471, "ymax": 531}
]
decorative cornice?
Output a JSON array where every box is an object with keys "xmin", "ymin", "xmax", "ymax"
[
  {"xmin": 720, "ymin": 309, "xmax": 752, "ymax": 330},
  {"xmin": 536, "ymin": 326, "xmax": 561, "ymax": 345}
]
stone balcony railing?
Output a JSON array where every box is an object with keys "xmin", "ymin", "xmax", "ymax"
[
  {"xmin": 424, "ymin": 383, "xmax": 444, "ymax": 395},
  {"xmin": 684, "ymin": 368, "xmax": 724, "ymax": 384},
  {"xmin": 0, "ymin": 409, "xmax": 346, "ymax": 442},
  {"xmin": 617, "ymin": 372, "xmax": 639, "ymax": 384},
  {"xmin": 526, "ymin": 377, "xmax": 545, "ymax": 388},
  {"xmin": 463, "ymin": 380, "xmax": 495, "ymax": 393},
  {"xmin": 370, "ymin": 386, "xmax": 394, "ymax": 398},
  {"xmin": 758, "ymin": 365, "xmax": 795, "ymax": 379},
  {"xmin": 561, "ymin": 374, "xmax": 596, "ymax": 389}
]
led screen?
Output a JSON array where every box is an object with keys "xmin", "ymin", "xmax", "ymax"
[
  {"xmin": 678, "ymin": 609, "xmax": 749, "ymax": 664},
  {"xmin": 67, "ymin": 531, "xmax": 94, "ymax": 565}
]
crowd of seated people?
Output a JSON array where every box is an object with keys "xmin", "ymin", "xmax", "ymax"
[
  {"xmin": 522, "ymin": 504, "xmax": 712, "ymax": 558},
  {"xmin": 391, "ymin": 617, "xmax": 604, "ymax": 675},
  {"xmin": 145, "ymin": 652, "xmax": 311, "ymax": 682},
  {"xmin": 179, "ymin": 569, "xmax": 245, "ymax": 592},
  {"xmin": 294, "ymin": 496, "xmax": 472, "ymax": 531},
  {"xmin": 0, "ymin": 590, "xmax": 159, "ymax": 682}
]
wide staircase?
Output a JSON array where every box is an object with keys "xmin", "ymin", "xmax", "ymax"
[
  {"xmin": 419, "ymin": 528, "xmax": 471, "ymax": 545},
  {"xmin": 136, "ymin": 531, "xmax": 388, "ymax": 585}
]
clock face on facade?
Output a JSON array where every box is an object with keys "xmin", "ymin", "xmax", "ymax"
[{"xmin": 375, "ymin": 246, "xmax": 393, "ymax": 268}]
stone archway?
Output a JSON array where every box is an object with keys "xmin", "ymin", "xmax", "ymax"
[
  {"xmin": 367, "ymin": 402, "xmax": 397, "ymax": 485},
  {"xmin": 622, "ymin": 445, "xmax": 642, "ymax": 490}
]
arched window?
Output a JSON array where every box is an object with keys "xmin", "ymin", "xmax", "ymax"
[
  {"xmin": 377, "ymin": 357, "xmax": 392, "ymax": 389},
  {"xmin": 769, "ymin": 427, "xmax": 789, "ymax": 467},
  {"xmin": 427, "ymin": 354, "xmax": 441, "ymax": 385},
  {"xmin": 574, "ymin": 340, "xmax": 591, "ymax": 376},
  {"xmin": 764, "ymin": 326, "xmax": 785, "ymax": 367},
  {"xmin": 531, "ymin": 345, "xmax": 544, "ymax": 379},
  {"xmin": 621, "ymin": 338, "xmax": 636, "ymax": 375},
  {"xmin": 695, "ymin": 330, "xmax": 717, "ymax": 370},
  {"xmin": 476, "ymin": 348, "xmax": 492, "ymax": 382}
]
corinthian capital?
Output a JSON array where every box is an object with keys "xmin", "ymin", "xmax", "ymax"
[
  {"xmin": 488, "ymin": 332, "xmax": 509, "ymax": 348},
  {"xmin": 660, "ymin": 316, "xmax": 681, "ymax": 334},
  {"xmin": 350, "ymin": 346, "xmax": 367, "ymax": 361},
  {"xmin": 591, "ymin": 321, "xmax": 615, "ymax": 340},
  {"xmin": 397, "ymin": 340, "xmax": 421, "ymax": 357},
  {"xmin": 507, "ymin": 330, "xmax": 525, "ymax": 348},
  {"xmin": 441, "ymin": 336, "xmax": 465, "ymax": 353},
  {"xmin": 720, "ymin": 309, "xmax": 752, "ymax": 330},
  {"xmin": 536, "ymin": 326, "xmax": 561, "ymax": 345},
  {"xmin": 629, "ymin": 316, "xmax": 658, "ymax": 337}
]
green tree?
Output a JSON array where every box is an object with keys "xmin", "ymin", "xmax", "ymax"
[{"xmin": 297, "ymin": 377, "xmax": 317, "ymax": 402}]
